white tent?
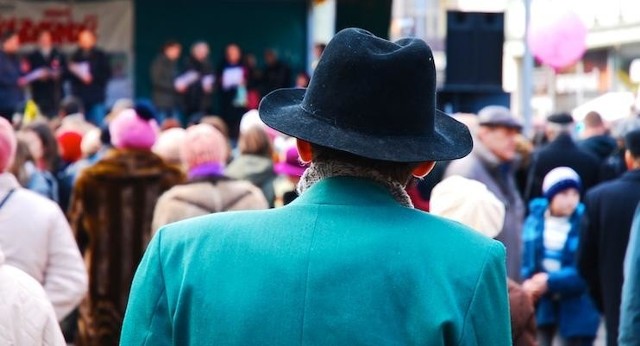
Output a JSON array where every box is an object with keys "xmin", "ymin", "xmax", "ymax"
[{"xmin": 572, "ymin": 91, "xmax": 635, "ymax": 123}]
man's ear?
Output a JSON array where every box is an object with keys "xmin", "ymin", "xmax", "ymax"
[
  {"xmin": 412, "ymin": 161, "xmax": 436, "ymax": 178},
  {"xmin": 296, "ymin": 139, "xmax": 313, "ymax": 163},
  {"xmin": 625, "ymin": 150, "xmax": 635, "ymax": 171}
]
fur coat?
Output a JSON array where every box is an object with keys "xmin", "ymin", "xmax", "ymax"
[{"xmin": 69, "ymin": 149, "xmax": 183, "ymax": 346}]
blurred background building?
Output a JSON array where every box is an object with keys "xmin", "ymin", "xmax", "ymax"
[{"xmin": 391, "ymin": 0, "xmax": 640, "ymax": 128}]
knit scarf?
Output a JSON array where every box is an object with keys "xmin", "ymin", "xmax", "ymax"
[{"xmin": 296, "ymin": 161, "xmax": 414, "ymax": 208}]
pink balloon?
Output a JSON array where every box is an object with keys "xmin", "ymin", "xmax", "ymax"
[{"xmin": 527, "ymin": 8, "xmax": 587, "ymax": 70}]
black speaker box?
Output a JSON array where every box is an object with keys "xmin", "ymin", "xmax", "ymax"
[
  {"xmin": 437, "ymin": 87, "xmax": 510, "ymax": 115},
  {"xmin": 445, "ymin": 11, "xmax": 504, "ymax": 88}
]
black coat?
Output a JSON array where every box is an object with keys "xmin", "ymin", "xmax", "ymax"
[
  {"xmin": 525, "ymin": 133, "xmax": 601, "ymax": 201},
  {"xmin": 182, "ymin": 56, "xmax": 213, "ymax": 117},
  {"xmin": 578, "ymin": 135, "xmax": 617, "ymax": 162},
  {"xmin": 150, "ymin": 54, "xmax": 179, "ymax": 109},
  {"xmin": 26, "ymin": 48, "xmax": 66, "ymax": 116},
  {"xmin": 262, "ymin": 60, "xmax": 291, "ymax": 95},
  {"xmin": 69, "ymin": 47, "xmax": 111, "ymax": 108},
  {"xmin": 577, "ymin": 169, "xmax": 640, "ymax": 346}
]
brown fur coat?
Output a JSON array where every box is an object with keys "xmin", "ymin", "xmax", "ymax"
[{"xmin": 69, "ymin": 149, "xmax": 184, "ymax": 346}]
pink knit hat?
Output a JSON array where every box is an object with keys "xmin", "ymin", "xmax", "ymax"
[
  {"xmin": 109, "ymin": 108, "xmax": 159, "ymax": 150},
  {"xmin": 0, "ymin": 118, "xmax": 17, "ymax": 173},
  {"xmin": 181, "ymin": 124, "xmax": 228, "ymax": 169}
]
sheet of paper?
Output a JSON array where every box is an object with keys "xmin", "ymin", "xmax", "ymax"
[
  {"xmin": 69, "ymin": 62, "xmax": 91, "ymax": 80},
  {"xmin": 22, "ymin": 67, "xmax": 49, "ymax": 83},
  {"xmin": 222, "ymin": 66, "xmax": 244, "ymax": 90},
  {"xmin": 174, "ymin": 70, "xmax": 200, "ymax": 90},
  {"xmin": 201, "ymin": 74, "xmax": 215, "ymax": 90}
]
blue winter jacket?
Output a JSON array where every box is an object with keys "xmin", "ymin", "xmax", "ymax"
[
  {"xmin": 0, "ymin": 51, "xmax": 24, "ymax": 111},
  {"xmin": 522, "ymin": 198, "xmax": 600, "ymax": 338}
]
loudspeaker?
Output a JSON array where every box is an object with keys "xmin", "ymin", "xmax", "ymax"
[
  {"xmin": 437, "ymin": 88, "xmax": 510, "ymax": 115},
  {"xmin": 445, "ymin": 11, "xmax": 504, "ymax": 88}
]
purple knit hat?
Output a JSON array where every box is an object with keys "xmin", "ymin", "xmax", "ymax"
[
  {"xmin": 275, "ymin": 145, "xmax": 307, "ymax": 177},
  {"xmin": 109, "ymin": 108, "xmax": 159, "ymax": 150}
]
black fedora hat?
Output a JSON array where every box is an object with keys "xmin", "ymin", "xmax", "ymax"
[{"xmin": 259, "ymin": 28, "xmax": 472, "ymax": 163}]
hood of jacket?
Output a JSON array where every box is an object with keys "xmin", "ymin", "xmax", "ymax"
[
  {"xmin": 225, "ymin": 155, "xmax": 276, "ymax": 186},
  {"xmin": 579, "ymin": 135, "xmax": 617, "ymax": 159},
  {"xmin": 167, "ymin": 179, "xmax": 262, "ymax": 213}
]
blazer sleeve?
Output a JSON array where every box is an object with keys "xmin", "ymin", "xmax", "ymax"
[
  {"xmin": 457, "ymin": 242, "xmax": 512, "ymax": 346},
  {"xmin": 619, "ymin": 204, "xmax": 640, "ymax": 345},
  {"xmin": 44, "ymin": 204, "xmax": 89, "ymax": 321},
  {"xmin": 121, "ymin": 230, "xmax": 172, "ymax": 346}
]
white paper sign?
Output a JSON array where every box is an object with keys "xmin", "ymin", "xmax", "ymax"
[{"xmin": 222, "ymin": 66, "xmax": 244, "ymax": 90}]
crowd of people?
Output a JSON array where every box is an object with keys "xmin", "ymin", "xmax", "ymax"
[
  {"xmin": 1, "ymin": 26, "xmax": 640, "ymax": 346},
  {"xmin": 0, "ymin": 29, "xmax": 313, "ymax": 142}
]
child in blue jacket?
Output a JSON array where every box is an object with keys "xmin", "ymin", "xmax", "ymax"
[{"xmin": 522, "ymin": 167, "xmax": 600, "ymax": 346}]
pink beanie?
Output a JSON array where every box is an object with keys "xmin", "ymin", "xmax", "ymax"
[
  {"xmin": 0, "ymin": 118, "xmax": 17, "ymax": 172},
  {"xmin": 109, "ymin": 108, "xmax": 159, "ymax": 150},
  {"xmin": 181, "ymin": 124, "xmax": 228, "ymax": 169}
]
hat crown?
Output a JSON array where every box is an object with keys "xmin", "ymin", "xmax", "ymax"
[
  {"xmin": 302, "ymin": 28, "xmax": 436, "ymax": 136},
  {"xmin": 258, "ymin": 28, "xmax": 472, "ymax": 163}
]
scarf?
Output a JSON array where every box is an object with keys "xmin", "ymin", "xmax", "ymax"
[{"xmin": 296, "ymin": 160, "xmax": 413, "ymax": 208}]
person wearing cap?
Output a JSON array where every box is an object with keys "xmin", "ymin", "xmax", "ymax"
[
  {"xmin": 121, "ymin": 28, "xmax": 511, "ymax": 345},
  {"xmin": 431, "ymin": 175, "xmax": 537, "ymax": 346},
  {"xmin": 521, "ymin": 167, "xmax": 599, "ymax": 345},
  {"xmin": 524, "ymin": 112, "xmax": 600, "ymax": 202},
  {"xmin": 69, "ymin": 106, "xmax": 183, "ymax": 345},
  {"xmin": 578, "ymin": 128, "xmax": 640, "ymax": 346},
  {"xmin": 444, "ymin": 105, "xmax": 526, "ymax": 282},
  {"xmin": 151, "ymin": 123, "xmax": 268, "ymax": 234}
]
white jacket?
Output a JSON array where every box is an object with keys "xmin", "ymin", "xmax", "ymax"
[
  {"xmin": 0, "ymin": 173, "xmax": 88, "ymax": 321},
  {"xmin": 0, "ymin": 247, "xmax": 66, "ymax": 346}
]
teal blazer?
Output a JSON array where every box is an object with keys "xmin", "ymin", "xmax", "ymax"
[{"xmin": 121, "ymin": 177, "xmax": 511, "ymax": 345}]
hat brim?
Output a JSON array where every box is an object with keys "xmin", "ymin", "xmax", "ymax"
[{"xmin": 259, "ymin": 88, "xmax": 473, "ymax": 162}]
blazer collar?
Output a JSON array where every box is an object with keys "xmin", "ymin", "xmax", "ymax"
[{"xmin": 291, "ymin": 176, "xmax": 402, "ymax": 207}]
